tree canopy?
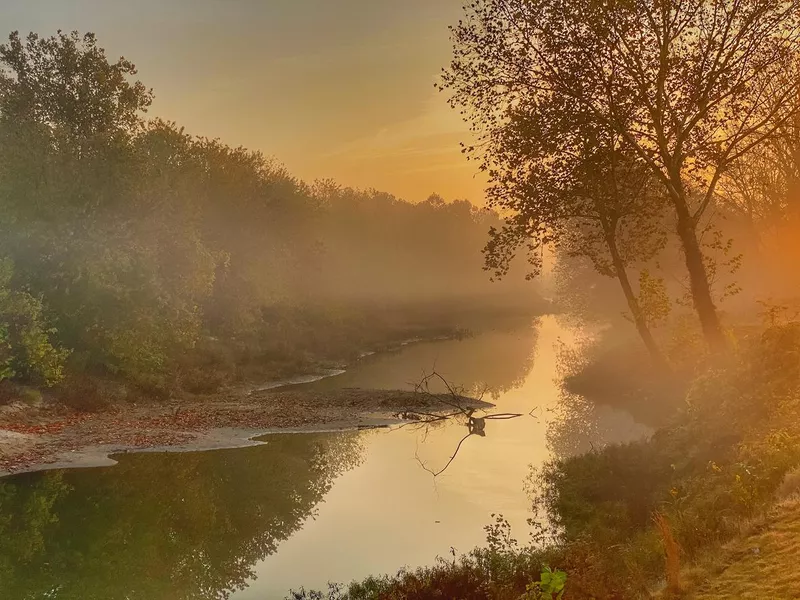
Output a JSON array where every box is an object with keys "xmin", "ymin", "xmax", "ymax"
[
  {"xmin": 0, "ymin": 30, "xmax": 538, "ymax": 398},
  {"xmin": 443, "ymin": 0, "xmax": 800, "ymax": 352}
]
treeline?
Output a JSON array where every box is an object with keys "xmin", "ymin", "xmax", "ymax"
[{"xmin": 0, "ymin": 31, "xmax": 538, "ymax": 399}]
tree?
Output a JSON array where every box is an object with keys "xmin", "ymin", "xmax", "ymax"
[
  {"xmin": 0, "ymin": 30, "xmax": 152, "ymax": 149},
  {"xmin": 0, "ymin": 28, "xmax": 545, "ymax": 394},
  {"xmin": 443, "ymin": 0, "xmax": 800, "ymax": 351},
  {"xmin": 479, "ymin": 94, "xmax": 670, "ymax": 365},
  {"xmin": 0, "ymin": 32, "xmax": 213, "ymax": 384}
]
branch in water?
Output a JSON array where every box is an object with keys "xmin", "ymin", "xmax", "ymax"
[{"xmin": 405, "ymin": 369, "xmax": 524, "ymax": 477}]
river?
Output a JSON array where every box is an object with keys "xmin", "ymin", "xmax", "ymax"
[{"xmin": 0, "ymin": 316, "xmax": 650, "ymax": 599}]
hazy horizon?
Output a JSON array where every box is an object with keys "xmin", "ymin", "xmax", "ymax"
[{"xmin": 1, "ymin": 0, "xmax": 487, "ymax": 204}]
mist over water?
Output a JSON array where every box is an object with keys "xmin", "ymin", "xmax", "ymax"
[{"xmin": 0, "ymin": 317, "xmax": 650, "ymax": 599}]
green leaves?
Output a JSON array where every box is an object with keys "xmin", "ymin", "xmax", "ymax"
[
  {"xmin": 635, "ymin": 269, "xmax": 672, "ymax": 328},
  {"xmin": 523, "ymin": 566, "xmax": 567, "ymax": 600},
  {"xmin": 0, "ymin": 259, "xmax": 69, "ymax": 386},
  {"xmin": 0, "ymin": 27, "xmax": 539, "ymax": 395},
  {"xmin": 0, "ymin": 30, "xmax": 153, "ymax": 146},
  {"xmin": 540, "ymin": 567, "xmax": 567, "ymax": 599}
]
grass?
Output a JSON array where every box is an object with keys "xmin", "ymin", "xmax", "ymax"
[{"xmin": 689, "ymin": 497, "xmax": 800, "ymax": 599}]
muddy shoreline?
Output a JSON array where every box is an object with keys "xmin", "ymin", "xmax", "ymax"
[{"xmin": 0, "ymin": 386, "xmax": 492, "ymax": 478}]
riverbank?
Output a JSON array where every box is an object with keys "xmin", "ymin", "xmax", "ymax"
[
  {"xmin": 0, "ymin": 386, "xmax": 492, "ymax": 477},
  {"xmin": 283, "ymin": 318, "xmax": 800, "ymax": 599},
  {"xmin": 0, "ymin": 317, "xmax": 512, "ymax": 477},
  {"xmin": 685, "ymin": 486, "xmax": 800, "ymax": 599}
]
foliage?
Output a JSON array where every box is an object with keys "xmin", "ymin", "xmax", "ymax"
[
  {"xmin": 288, "ymin": 514, "xmax": 633, "ymax": 600},
  {"xmin": 442, "ymin": 0, "xmax": 800, "ymax": 350},
  {"xmin": 634, "ymin": 270, "xmax": 671, "ymax": 329},
  {"xmin": 531, "ymin": 318, "xmax": 800, "ymax": 593},
  {"xmin": 0, "ymin": 432, "xmax": 364, "ymax": 600},
  {"xmin": 0, "ymin": 258, "xmax": 68, "ymax": 386},
  {"xmin": 0, "ymin": 30, "xmax": 152, "ymax": 142},
  {"xmin": 0, "ymin": 29, "xmax": 540, "ymax": 398},
  {"xmin": 442, "ymin": 38, "xmax": 671, "ymax": 358},
  {"xmin": 522, "ymin": 566, "xmax": 567, "ymax": 600}
]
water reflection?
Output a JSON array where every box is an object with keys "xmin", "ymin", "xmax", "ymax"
[
  {"xmin": 545, "ymin": 328, "xmax": 652, "ymax": 459},
  {"xmin": 0, "ymin": 433, "xmax": 363, "ymax": 600},
  {"xmin": 308, "ymin": 318, "xmax": 539, "ymax": 398},
  {"xmin": 0, "ymin": 317, "xmax": 652, "ymax": 599},
  {"xmin": 546, "ymin": 391, "xmax": 651, "ymax": 458}
]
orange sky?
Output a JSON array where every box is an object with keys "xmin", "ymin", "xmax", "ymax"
[{"xmin": 3, "ymin": 0, "xmax": 487, "ymax": 203}]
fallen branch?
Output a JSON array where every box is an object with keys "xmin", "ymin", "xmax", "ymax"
[{"xmin": 403, "ymin": 369, "xmax": 524, "ymax": 477}]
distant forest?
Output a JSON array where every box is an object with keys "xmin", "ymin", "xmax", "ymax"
[{"xmin": 0, "ymin": 31, "xmax": 539, "ymax": 400}]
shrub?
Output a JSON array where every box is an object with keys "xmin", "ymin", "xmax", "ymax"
[
  {"xmin": 531, "ymin": 319, "xmax": 800, "ymax": 592},
  {"xmin": 776, "ymin": 467, "xmax": 800, "ymax": 500},
  {"xmin": 0, "ymin": 259, "xmax": 69, "ymax": 386}
]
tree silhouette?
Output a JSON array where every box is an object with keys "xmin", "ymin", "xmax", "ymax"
[{"xmin": 442, "ymin": 0, "xmax": 800, "ymax": 352}]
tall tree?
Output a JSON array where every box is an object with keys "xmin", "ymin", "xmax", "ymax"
[
  {"xmin": 0, "ymin": 30, "xmax": 152, "ymax": 148},
  {"xmin": 481, "ymin": 97, "xmax": 670, "ymax": 364},
  {"xmin": 0, "ymin": 31, "xmax": 212, "ymax": 382},
  {"xmin": 443, "ymin": 0, "xmax": 800, "ymax": 351},
  {"xmin": 0, "ymin": 28, "xmax": 544, "ymax": 392}
]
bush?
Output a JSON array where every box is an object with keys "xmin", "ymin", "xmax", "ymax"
[
  {"xmin": 284, "ymin": 320, "xmax": 800, "ymax": 600},
  {"xmin": 55, "ymin": 374, "xmax": 112, "ymax": 411},
  {"xmin": 0, "ymin": 259, "xmax": 69, "ymax": 386},
  {"xmin": 776, "ymin": 467, "xmax": 800, "ymax": 500},
  {"xmin": 287, "ymin": 517, "xmax": 635, "ymax": 600},
  {"xmin": 530, "ymin": 319, "xmax": 800, "ymax": 592}
]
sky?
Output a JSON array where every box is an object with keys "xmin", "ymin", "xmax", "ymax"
[{"xmin": 1, "ymin": 0, "xmax": 486, "ymax": 203}]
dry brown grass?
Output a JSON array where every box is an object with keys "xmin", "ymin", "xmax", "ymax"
[
  {"xmin": 654, "ymin": 512, "xmax": 682, "ymax": 594},
  {"xmin": 690, "ymin": 498, "xmax": 800, "ymax": 600},
  {"xmin": 776, "ymin": 467, "xmax": 800, "ymax": 501}
]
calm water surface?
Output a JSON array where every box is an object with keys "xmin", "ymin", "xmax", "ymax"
[{"xmin": 0, "ymin": 316, "xmax": 649, "ymax": 599}]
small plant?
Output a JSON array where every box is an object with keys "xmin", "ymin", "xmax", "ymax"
[
  {"xmin": 653, "ymin": 512, "xmax": 681, "ymax": 594},
  {"xmin": 523, "ymin": 566, "xmax": 567, "ymax": 600}
]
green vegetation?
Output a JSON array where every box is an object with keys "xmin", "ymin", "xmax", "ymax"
[
  {"xmin": 692, "ymin": 494, "xmax": 800, "ymax": 599},
  {"xmin": 523, "ymin": 566, "xmax": 567, "ymax": 600},
  {"xmin": 5, "ymin": 0, "xmax": 800, "ymax": 596},
  {"xmin": 336, "ymin": 2, "xmax": 800, "ymax": 591},
  {"xmin": 527, "ymin": 316, "xmax": 800, "ymax": 597},
  {"xmin": 0, "ymin": 30, "xmax": 539, "ymax": 405},
  {"xmin": 0, "ymin": 258, "xmax": 69, "ymax": 387}
]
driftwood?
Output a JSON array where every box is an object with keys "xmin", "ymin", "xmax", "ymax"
[{"xmin": 396, "ymin": 370, "xmax": 524, "ymax": 477}]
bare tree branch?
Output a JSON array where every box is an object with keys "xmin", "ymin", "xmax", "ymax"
[{"xmin": 403, "ymin": 369, "xmax": 523, "ymax": 478}]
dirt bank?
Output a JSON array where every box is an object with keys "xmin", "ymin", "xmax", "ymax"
[{"xmin": 0, "ymin": 386, "xmax": 492, "ymax": 477}]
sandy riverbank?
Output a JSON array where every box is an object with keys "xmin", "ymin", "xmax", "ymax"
[{"xmin": 0, "ymin": 387, "xmax": 491, "ymax": 477}]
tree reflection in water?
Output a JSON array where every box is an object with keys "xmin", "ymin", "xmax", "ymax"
[
  {"xmin": 0, "ymin": 432, "xmax": 363, "ymax": 600},
  {"xmin": 0, "ymin": 322, "xmax": 546, "ymax": 599},
  {"xmin": 546, "ymin": 336, "xmax": 652, "ymax": 459},
  {"xmin": 307, "ymin": 318, "xmax": 540, "ymax": 401}
]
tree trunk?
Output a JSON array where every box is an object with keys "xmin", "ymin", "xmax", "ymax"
[
  {"xmin": 606, "ymin": 234, "xmax": 668, "ymax": 368},
  {"xmin": 674, "ymin": 203, "xmax": 728, "ymax": 352}
]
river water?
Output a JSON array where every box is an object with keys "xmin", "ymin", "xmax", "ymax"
[{"xmin": 0, "ymin": 316, "xmax": 650, "ymax": 600}]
